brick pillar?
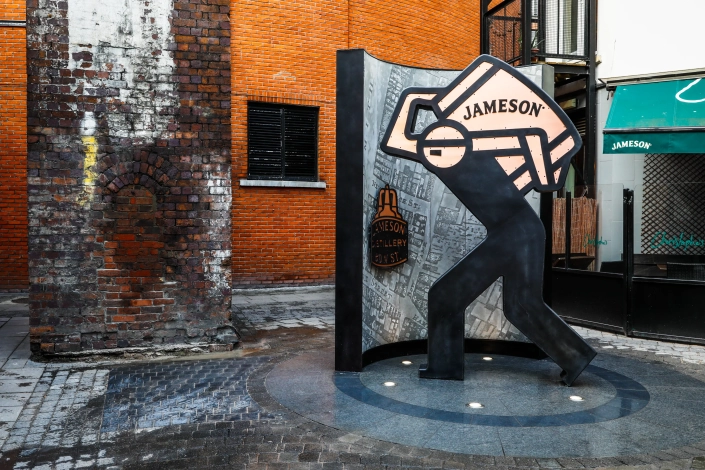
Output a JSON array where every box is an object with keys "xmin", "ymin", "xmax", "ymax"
[{"xmin": 26, "ymin": 0, "xmax": 234, "ymax": 354}]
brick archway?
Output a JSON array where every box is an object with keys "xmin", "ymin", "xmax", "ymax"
[
  {"xmin": 94, "ymin": 185, "xmax": 172, "ymax": 348},
  {"xmin": 97, "ymin": 151, "xmax": 179, "ymax": 196}
]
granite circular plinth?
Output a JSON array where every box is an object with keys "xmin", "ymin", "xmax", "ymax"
[
  {"xmin": 265, "ymin": 349, "xmax": 705, "ymax": 458},
  {"xmin": 343, "ymin": 354, "xmax": 648, "ymax": 427}
]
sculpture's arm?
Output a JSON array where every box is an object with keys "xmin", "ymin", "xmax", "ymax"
[
  {"xmin": 464, "ymin": 127, "xmax": 577, "ymax": 194},
  {"xmin": 380, "ymin": 90, "xmax": 438, "ymax": 162}
]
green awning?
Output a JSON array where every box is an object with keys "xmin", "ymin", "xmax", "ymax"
[{"xmin": 603, "ymin": 78, "xmax": 705, "ymax": 154}]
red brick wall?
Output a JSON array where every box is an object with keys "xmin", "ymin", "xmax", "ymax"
[
  {"xmin": 231, "ymin": 0, "xmax": 346, "ymax": 287},
  {"xmin": 0, "ymin": 4, "xmax": 28, "ymax": 291},
  {"xmin": 1, "ymin": 1, "xmax": 25, "ymax": 21},
  {"xmin": 349, "ymin": 0, "xmax": 481, "ymax": 69},
  {"xmin": 4, "ymin": 0, "xmax": 481, "ymax": 290},
  {"xmin": 231, "ymin": 0, "xmax": 480, "ymax": 287}
]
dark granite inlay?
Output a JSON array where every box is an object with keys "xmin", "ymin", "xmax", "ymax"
[{"xmin": 335, "ymin": 357, "xmax": 649, "ymax": 427}]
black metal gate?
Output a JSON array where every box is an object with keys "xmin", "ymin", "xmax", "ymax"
[{"xmin": 547, "ymin": 188, "xmax": 705, "ymax": 346}]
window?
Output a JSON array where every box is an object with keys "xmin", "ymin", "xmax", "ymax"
[
  {"xmin": 536, "ymin": 0, "xmax": 586, "ymax": 57},
  {"xmin": 247, "ymin": 102, "xmax": 319, "ymax": 181}
]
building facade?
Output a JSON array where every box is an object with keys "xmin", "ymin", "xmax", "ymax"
[
  {"xmin": 596, "ymin": 0, "xmax": 705, "ymax": 264},
  {"xmin": 3, "ymin": 0, "xmax": 482, "ymax": 353},
  {"xmin": 230, "ymin": 0, "xmax": 481, "ymax": 287},
  {"xmin": 0, "ymin": 1, "xmax": 481, "ymax": 293}
]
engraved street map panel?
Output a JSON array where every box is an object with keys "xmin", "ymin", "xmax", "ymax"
[{"xmin": 360, "ymin": 57, "xmax": 552, "ymax": 352}]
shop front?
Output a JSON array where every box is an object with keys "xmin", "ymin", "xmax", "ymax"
[{"xmin": 550, "ymin": 76, "xmax": 705, "ymax": 344}]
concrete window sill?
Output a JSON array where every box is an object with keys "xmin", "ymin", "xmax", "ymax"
[{"xmin": 240, "ymin": 179, "xmax": 327, "ymax": 189}]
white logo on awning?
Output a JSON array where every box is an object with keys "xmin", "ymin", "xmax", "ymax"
[
  {"xmin": 676, "ymin": 78, "xmax": 705, "ymax": 104},
  {"xmin": 611, "ymin": 140, "xmax": 652, "ymax": 151}
]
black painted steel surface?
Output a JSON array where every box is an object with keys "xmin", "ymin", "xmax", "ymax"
[
  {"xmin": 335, "ymin": 50, "xmax": 365, "ymax": 372},
  {"xmin": 380, "ymin": 55, "xmax": 596, "ymax": 385},
  {"xmin": 361, "ymin": 338, "xmax": 547, "ymax": 368},
  {"xmin": 632, "ymin": 277, "xmax": 705, "ymax": 344},
  {"xmin": 552, "ymin": 269, "xmax": 624, "ymax": 333}
]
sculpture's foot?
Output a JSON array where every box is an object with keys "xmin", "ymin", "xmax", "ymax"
[
  {"xmin": 559, "ymin": 348, "xmax": 598, "ymax": 386},
  {"xmin": 419, "ymin": 363, "xmax": 464, "ymax": 381}
]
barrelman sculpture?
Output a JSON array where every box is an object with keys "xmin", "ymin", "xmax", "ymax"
[{"xmin": 380, "ymin": 55, "xmax": 596, "ymax": 386}]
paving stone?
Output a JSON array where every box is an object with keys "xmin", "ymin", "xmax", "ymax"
[
  {"xmin": 535, "ymin": 459, "xmax": 562, "ymax": 468},
  {"xmin": 555, "ymin": 459, "xmax": 584, "ymax": 468},
  {"xmin": 320, "ymin": 463, "xmax": 345, "ymax": 470},
  {"xmin": 513, "ymin": 458, "xmax": 538, "ymax": 467},
  {"xmin": 3, "ymin": 288, "xmax": 705, "ymax": 470},
  {"xmin": 231, "ymin": 288, "xmax": 334, "ymax": 334}
]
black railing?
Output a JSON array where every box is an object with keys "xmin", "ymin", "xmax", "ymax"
[
  {"xmin": 482, "ymin": 0, "xmax": 524, "ymax": 66},
  {"xmin": 482, "ymin": 0, "xmax": 590, "ymax": 66}
]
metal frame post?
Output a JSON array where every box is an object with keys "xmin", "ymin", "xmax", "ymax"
[
  {"xmin": 622, "ymin": 189, "xmax": 634, "ymax": 336},
  {"xmin": 540, "ymin": 192, "xmax": 553, "ymax": 306},
  {"xmin": 538, "ymin": 0, "xmax": 546, "ymax": 58},
  {"xmin": 481, "ymin": 0, "xmax": 491, "ymax": 55},
  {"xmin": 584, "ymin": 0, "xmax": 597, "ymax": 186},
  {"xmin": 521, "ymin": 0, "xmax": 532, "ymax": 65},
  {"xmin": 565, "ymin": 191, "xmax": 572, "ymax": 269}
]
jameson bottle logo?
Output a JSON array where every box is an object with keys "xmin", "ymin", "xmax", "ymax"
[
  {"xmin": 370, "ymin": 184, "xmax": 408, "ymax": 268},
  {"xmin": 650, "ymin": 231, "xmax": 705, "ymax": 251}
]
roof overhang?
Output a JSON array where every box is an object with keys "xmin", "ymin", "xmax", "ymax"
[{"xmin": 599, "ymin": 67, "xmax": 705, "ymax": 91}]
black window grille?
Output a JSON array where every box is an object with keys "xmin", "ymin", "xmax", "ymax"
[{"xmin": 247, "ymin": 102, "xmax": 319, "ymax": 181}]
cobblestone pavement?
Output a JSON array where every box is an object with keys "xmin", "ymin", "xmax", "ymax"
[
  {"xmin": 231, "ymin": 286, "xmax": 705, "ymax": 365},
  {"xmin": 1, "ymin": 288, "xmax": 705, "ymax": 469},
  {"xmin": 231, "ymin": 286, "xmax": 335, "ymax": 336},
  {"xmin": 0, "ymin": 294, "xmax": 40, "ymax": 449},
  {"xmin": 101, "ymin": 357, "xmax": 272, "ymax": 432},
  {"xmin": 575, "ymin": 326, "xmax": 705, "ymax": 364}
]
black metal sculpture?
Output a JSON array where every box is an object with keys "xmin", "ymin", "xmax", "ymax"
[{"xmin": 380, "ymin": 55, "xmax": 596, "ymax": 386}]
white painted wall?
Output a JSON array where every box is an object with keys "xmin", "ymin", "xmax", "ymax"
[
  {"xmin": 68, "ymin": 0, "xmax": 178, "ymax": 142},
  {"xmin": 597, "ymin": 0, "xmax": 705, "ymax": 79},
  {"xmin": 595, "ymin": 88, "xmax": 642, "ymax": 262}
]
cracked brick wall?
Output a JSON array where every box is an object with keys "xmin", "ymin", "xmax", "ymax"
[{"xmin": 26, "ymin": 0, "xmax": 234, "ymax": 354}]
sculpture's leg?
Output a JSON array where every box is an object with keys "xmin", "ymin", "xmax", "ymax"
[
  {"xmin": 501, "ymin": 210, "xmax": 597, "ymax": 386},
  {"xmin": 420, "ymin": 239, "xmax": 500, "ymax": 380}
]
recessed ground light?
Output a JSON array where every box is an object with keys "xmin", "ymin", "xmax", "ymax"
[
  {"xmin": 401, "ymin": 360, "xmax": 412, "ymax": 365},
  {"xmin": 482, "ymin": 357, "xmax": 493, "ymax": 361},
  {"xmin": 383, "ymin": 381, "xmax": 396, "ymax": 387},
  {"xmin": 569, "ymin": 395, "xmax": 584, "ymax": 402},
  {"xmin": 466, "ymin": 402, "xmax": 484, "ymax": 409}
]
